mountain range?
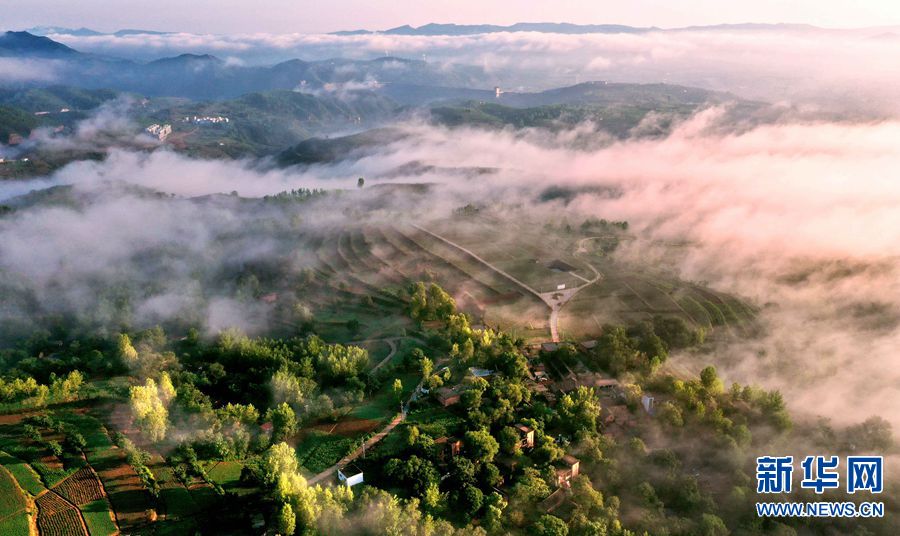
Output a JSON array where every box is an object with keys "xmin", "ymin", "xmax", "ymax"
[
  {"xmin": 24, "ymin": 22, "xmax": 849, "ymax": 38},
  {"xmin": 0, "ymin": 31, "xmax": 487, "ymax": 100}
]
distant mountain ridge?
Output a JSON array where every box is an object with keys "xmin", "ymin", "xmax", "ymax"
[
  {"xmin": 0, "ymin": 32, "xmax": 486, "ymax": 99},
  {"xmin": 0, "ymin": 31, "xmax": 79, "ymax": 57},
  {"xmin": 333, "ymin": 21, "xmax": 830, "ymax": 36},
  {"xmin": 22, "ymin": 22, "xmax": 846, "ymax": 39},
  {"xmin": 24, "ymin": 26, "xmax": 173, "ymax": 37}
]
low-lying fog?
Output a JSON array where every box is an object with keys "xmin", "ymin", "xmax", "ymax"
[{"xmin": 2, "ymin": 104, "xmax": 899, "ymax": 432}]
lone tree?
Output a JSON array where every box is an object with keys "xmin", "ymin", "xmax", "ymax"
[
  {"xmin": 357, "ymin": 177, "xmax": 365, "ymax": 188},
  {"xmin": 392, "ymin": 378, "xmax": 404, "ymax": 409}
]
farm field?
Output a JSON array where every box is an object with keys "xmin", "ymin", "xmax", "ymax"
[
  {"xmin": 0, "ymin": 464, "xmax": 29, "ymax": 520},
  {"xmin": 1, "ymin": 451, "xmax": 46, "ymax": 496},
  {"xmin": 79, "ymin": 499, "xmax": 118, "ymax": 536},
  {"xmin": 36, "ymin": 490, "xmax": 88, "ymax": 536}
]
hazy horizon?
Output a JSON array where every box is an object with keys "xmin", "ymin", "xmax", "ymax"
[{"xmin": 6, "ymin": 0, "xmax": 900, "ymax": 34}]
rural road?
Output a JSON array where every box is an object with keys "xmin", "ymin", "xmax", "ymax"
[
  {"xmin": 412, "ymin": 225, "xmax": 602, "ymax": 342},
  {"xmin": 306, "ymin": 412, "xmax": 404, "ymax": 485},
  {"xmin": 307, "ymin": 376, "xmax": 424, "ymax": 486},
  {"xmin": 347, "ymin": 337, "xmax": 400, "ymax": 373}
]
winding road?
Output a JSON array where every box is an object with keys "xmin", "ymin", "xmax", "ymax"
[{"xmin": 412, "ymin": 225, "xmax": 603, "ymax": 342}]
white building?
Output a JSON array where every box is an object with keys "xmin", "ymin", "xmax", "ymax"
[
  {"xmin": 144, "ymin": 124, "xmax": 173, "ymax": 141},
  {"xmin": 337, "ymin": 464, "xmax": 364, "ymax": 487}
]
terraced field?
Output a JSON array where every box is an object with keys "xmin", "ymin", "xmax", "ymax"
[
  {"xmin": 54, "ymin": 467, "xmax": 104, "ymax": 507},
  {"xmin": 36, "ymin": 491, "xmax": 88, "ymax": 536},
  {"xmin": 276, "ymin": 218, "xmax": 756, "ymax": 344},
  {"xmin": 0, "ymin": 464, "xmax": 30, "ymax": 536},
  {"xmin": 1, "ymin": 451, "xmax": 46, "ymax": 496}
]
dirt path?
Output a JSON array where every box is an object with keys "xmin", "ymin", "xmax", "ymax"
[
  {"xmin": 307, "ymin": 377, "xmax": 424, "ymax": 486},
  {"xmin": 306, "ymin": 412, "xmax": 404, "ymax": 486},
  {"xmin": 347, "ymin": 337, "xmax": 400, "ymax": 373},
  {"xmin": 413, "ymin": 225, "xmax": 603, "ymax": 342}
]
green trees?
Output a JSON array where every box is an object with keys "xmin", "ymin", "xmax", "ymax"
[
  {"xmin": 267, "ymin": 403, "xmax": 298, "ymax": 443},
  {"xmin": 534, "ymin": 514, "xmax": 569, "ymax": 536},
  {"xmin": 464, "ymin": 429, "xmax": 499, "ymax": 464},
  {"xmin": 845, "ymin": 416, "xmax": 893, "ymax": 452},
  {"xmin": 592, "ymin": 325, "xmax": 643, "ymax": 375},
  {"xmin": 129, "ymin": 377, "xmax": 170, "ymax": 442},
  {"xmin": 512, "ymin": 467, "xmax": 551, "ymax": 502},
  {"xmin": 700, "ymin": 366, "xmax": 724, "ymax": 395},
  {"xmin": 498, "ymin": 426, "xmax": 522, "ymax": 455},
  {"xmin": 392, "ymin": 379, "xmax": 404, "ymax": 408},
  {"xmin": 271, "ymin": 369, "xmax": 316, "ymax": 408},
  {"xmin": 117, "ymin": 333, "xmax": 139, "ymax": 366},
  {"xmin": 592, "ymin": 318, "xmax": 706, "ymax": 376},
  {"xmin": 262, "ymin": 442, "xmax": 300, "ymax": 485},
  {"xmin": 384, "ymin": 455, "xmax": 439, "ymax": 497},
  {"xmin": 652, "ymin": 315, "xmax": 704, "ymax": 349},
  {"xmin": 278, "ymin": 503, "xmax": 297, "ymax": 535},
  {"xmin": 409, "ymin": 282, "xmax": 457, "ymax": 321},
  {"xmin": 557, "ymin": 386, "xmax": 602, "ymax": 434},
  {"xmin": 0, "ymin": 376, "xmax": 47, "ymax": 406},
  {"xmin": 317, "ymin": 344, "xmax": 369, "ymax": 380},
  {"xmin": 460, "ymin": 484, "xmax": 484, "ymax": 517}
]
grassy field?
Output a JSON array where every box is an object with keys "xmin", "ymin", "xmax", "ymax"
[
  {"xmin": 206, "ymin": 460, "xmax": 248, "ymax": 495},
  {"xmin": 0, "ymin": 464, "xmax": 27, "ymax": 517},
  {"xmin": 0, "ymin": 514, "xmax": 30, "ymax": 536},
  {"xmin": 350, "ymin": 371, "xmax": 419, "ymax": 421},
  {"xmin": 0, "ymin": 451, "xmax": 46, "ymax": 496},
  {"xmin": 0, "ymin": 465, "xmax": 29, "ymax": 536},
  {"xmin": 80, "ymin": 499, "xmax": 118, "ymax": 536}
]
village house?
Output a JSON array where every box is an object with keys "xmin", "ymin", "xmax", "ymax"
[
  {"xmin": 434, "ymin": 436, "xmax": 462, "ymax": 462},
  {"xmin": 435, "ymin": 386, "xmax": 462, "ymax": 407},
  {"xmin": 515, "ymin": 423, "xmax": 535, "ymax": 449},
  {"xmin": 541, "ymin": 342, "xmax": 560, "ymax": 353},
  {"xmin": 555, "ymin": 454, "xmax": 580, "ymax": 488}
]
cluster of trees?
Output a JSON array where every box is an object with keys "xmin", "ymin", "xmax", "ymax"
[
  {"xmin": 0, "ymin": 370, "xmax": 83, "ymax": 407},
  {"xmin": 579, "ymin": 217, "xmax": 629, "ymax": 231},
  {"xmin": 588, "ymin": 316, "xmax": 704, "ymax": 376},
  {"xmin": 263, "ymin": 188, "xmax": 327, "ymax": 202},
  {"xmin": 129, "ymin": 373, "xmax": 175, "ymax": 442},
  {"xmin": 22, "ymin": 414, "xmax": 87, "ymax": 459},
  {"xmin": 251, "ymin": 441, "xmax": 484, "ymax": 536},
  {"xmin": 409, "ymin": 282, "xmax": 457, "ymax": 322}
]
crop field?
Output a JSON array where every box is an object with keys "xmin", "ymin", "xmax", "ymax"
[
  {"xmin": 0, "ymin": 513, "xmax": 30, "ymax": 536},
  {"xmin": 36, "ymin": 491, "xmax": 88, "ymax": 536},
  {"xmin": 79, "ymin": 499, "xmax": 118, "ymax": 536},
  {"xmin": 308, "ymin": 417, "xmax": 383, "ymax": 438},
  {"xmin": 0, "ymin": 464, "xmax": 28, "ymax": 518},
  {"xmin": 295, "ymin": 431, "xmax": 355, "ymax": 473},
  {"xmin": 284, "ymin": 214, "xmax": 758, "ymax": 347},
  {"xmin": 84, "ymin": 434, "xmax": 152, "ymax": 532},
  {"xmin": 54, "ymin": 467, "xmax": 104, "ymax": 506},
  {"xmin": 299, "ymin": 223, "xmax": 546, "ymax": 339},
  {"xmin": 1, "ymin": 451, "xmax": 46, "ymax": 496},
  {"xmin": 0, "ymin": 421, "xmax": 85, "ymax": 489}
]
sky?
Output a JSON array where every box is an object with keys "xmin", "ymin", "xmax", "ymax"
[{"xmin": 4, "ymin": 0, "xmax": 900, "ymax": 34}]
